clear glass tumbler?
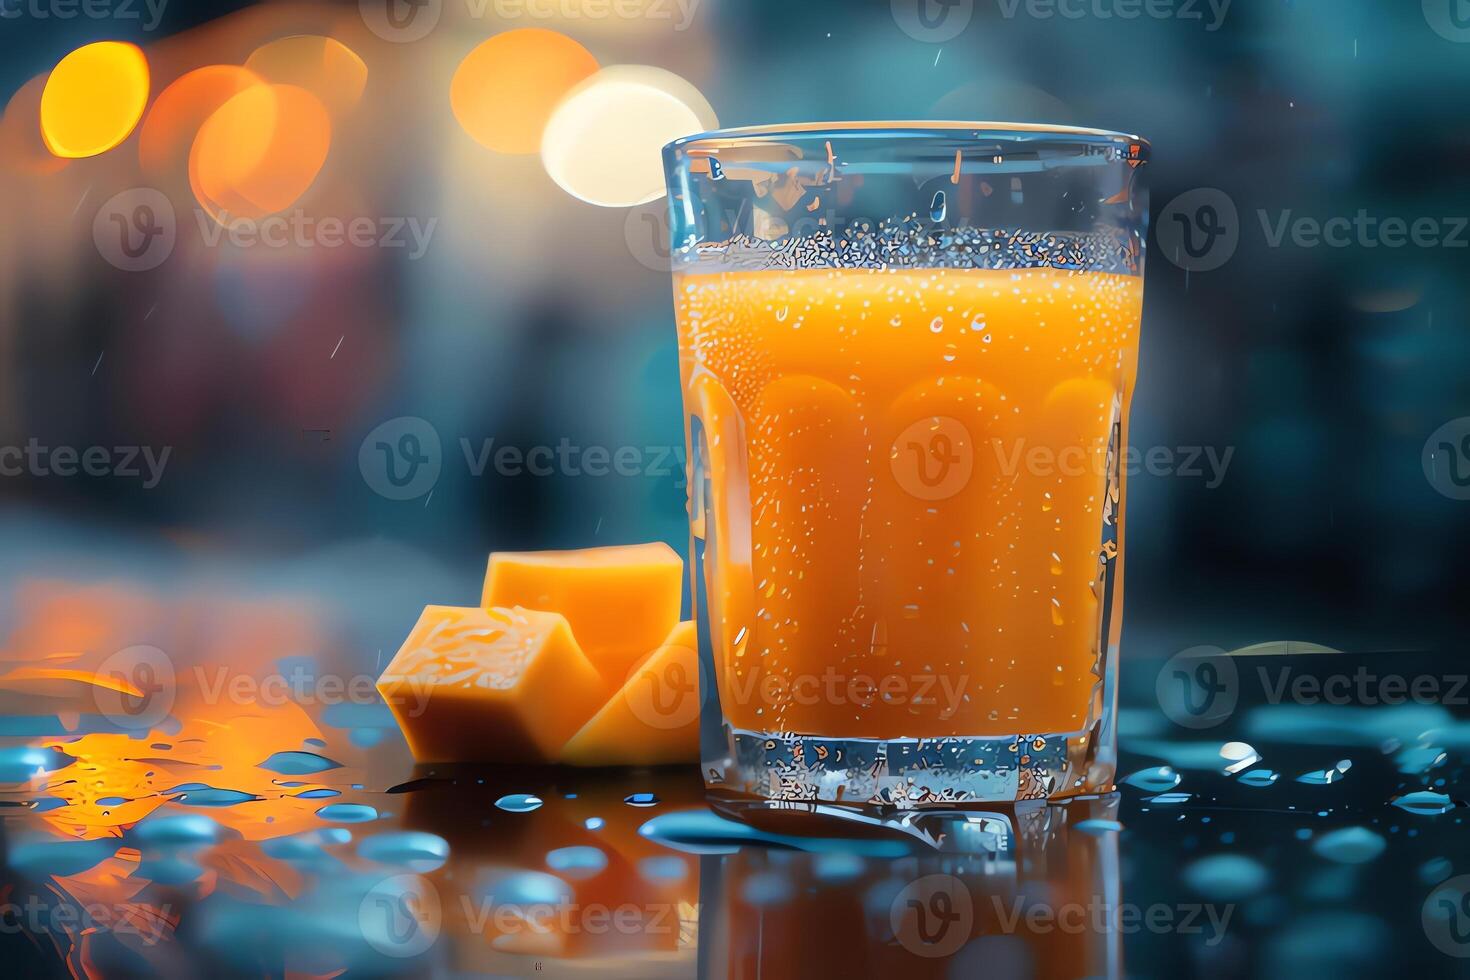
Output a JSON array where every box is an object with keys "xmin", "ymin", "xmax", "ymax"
[{"xmin": 662, "ymin": 123, "xmax": 1149, "ymax": 805}]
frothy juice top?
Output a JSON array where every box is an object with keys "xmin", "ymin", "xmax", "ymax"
[{"xmin": 675, "ymin": 265, "xmax": 1143, "ymax": 739}]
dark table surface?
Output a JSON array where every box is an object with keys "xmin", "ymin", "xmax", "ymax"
[{"xmin": 2, "ymin": 642, "xmax": 1467, "ymax": 979}]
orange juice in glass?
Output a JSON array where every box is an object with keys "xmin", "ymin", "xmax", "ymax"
[{"xmin": 662, "ymin": 124, "xmax": 1148, "ymax": 805}]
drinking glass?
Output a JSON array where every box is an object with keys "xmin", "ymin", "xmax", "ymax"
[{"xmin": 662, "ymin": 123, "xmax": 1149, "ymax": 805}]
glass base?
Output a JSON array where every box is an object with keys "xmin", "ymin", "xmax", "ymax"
[{"xmin": 702, "ymin": 725, "xmax": 1112, "ymax": 807}]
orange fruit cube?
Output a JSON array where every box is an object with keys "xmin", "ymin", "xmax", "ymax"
[
  {"xmin": 376, "ymin": 605, "xmax": 604, "ymax": 763},
  {"xmin": 481, "ymin": 543, "xmax": 683, "ymax": 683}
]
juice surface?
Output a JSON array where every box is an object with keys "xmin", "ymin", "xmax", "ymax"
[{"xmin": 675, "ymin": 266, "xmax": 1143, "ymax": 740}]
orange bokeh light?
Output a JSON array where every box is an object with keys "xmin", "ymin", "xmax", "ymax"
[
  {"xmin": 450, "ymin": 28, "xmax": 599, "ymax": 155},
  {"xmin": 139, "ymin": 65, "xmax": 262, "ymax": 179},
  {"xmin": 189, "ymin": 82, "xmax": 332, "ymax": 224},
  {"xmin": 40, "ymin": 41, "xmax": 150, "ymax": 158},
  {"xmin": 244, "ymin": 35, "xmax": 368, "ymax": 117}
]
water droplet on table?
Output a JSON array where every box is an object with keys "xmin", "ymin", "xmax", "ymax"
[
  {"xmin": 496, "ymin": 793, "xmax": 544, "ymax": 813},
  {"xmin": 1123, "ymin": 766, "xmax": 1181, "ymax": 792},
  {"xmin": 1311, "ymin": 826, "xmax": 1385, "ymax": 864},
  {"xmin": 546, "ymin": 845, "xmax": 608, "ymax": 879},
  {"xmin": 1391, "ymin": 790, "xmax": 1456, "ymax": 816},
  {"xmin": 315, "ymin": 802, "xmax": 378, "ymax": 823}
]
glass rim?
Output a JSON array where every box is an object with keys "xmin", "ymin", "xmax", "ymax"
[{"xmin": 666, "ymin": 119, "xmax": 1148, "ymax": 152}]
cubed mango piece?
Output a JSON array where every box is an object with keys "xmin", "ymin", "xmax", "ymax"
[
  {"xmin": 376, "ymin": 605, "xmax": 604, "ymax": 763},
  {"xmin": 560, "ymin": 621, "xmax": 700, "ymax": 767},
  {"xmin": 481, "ymin": 543, "xmax": 683, "ymax": 682}
]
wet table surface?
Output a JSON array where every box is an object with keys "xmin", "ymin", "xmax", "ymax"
[{"xmin": 2, "ymin": 641, "xmax": 1468, "ymax": 979}]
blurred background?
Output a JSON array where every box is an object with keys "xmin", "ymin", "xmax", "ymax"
[
  {"xmin": 2, "ymin": 0, "xmax": 1469, "ymax": 690},
  {"xmin": 5, "ymin": 4, "xmax": 1470, "ymax": 977}
]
